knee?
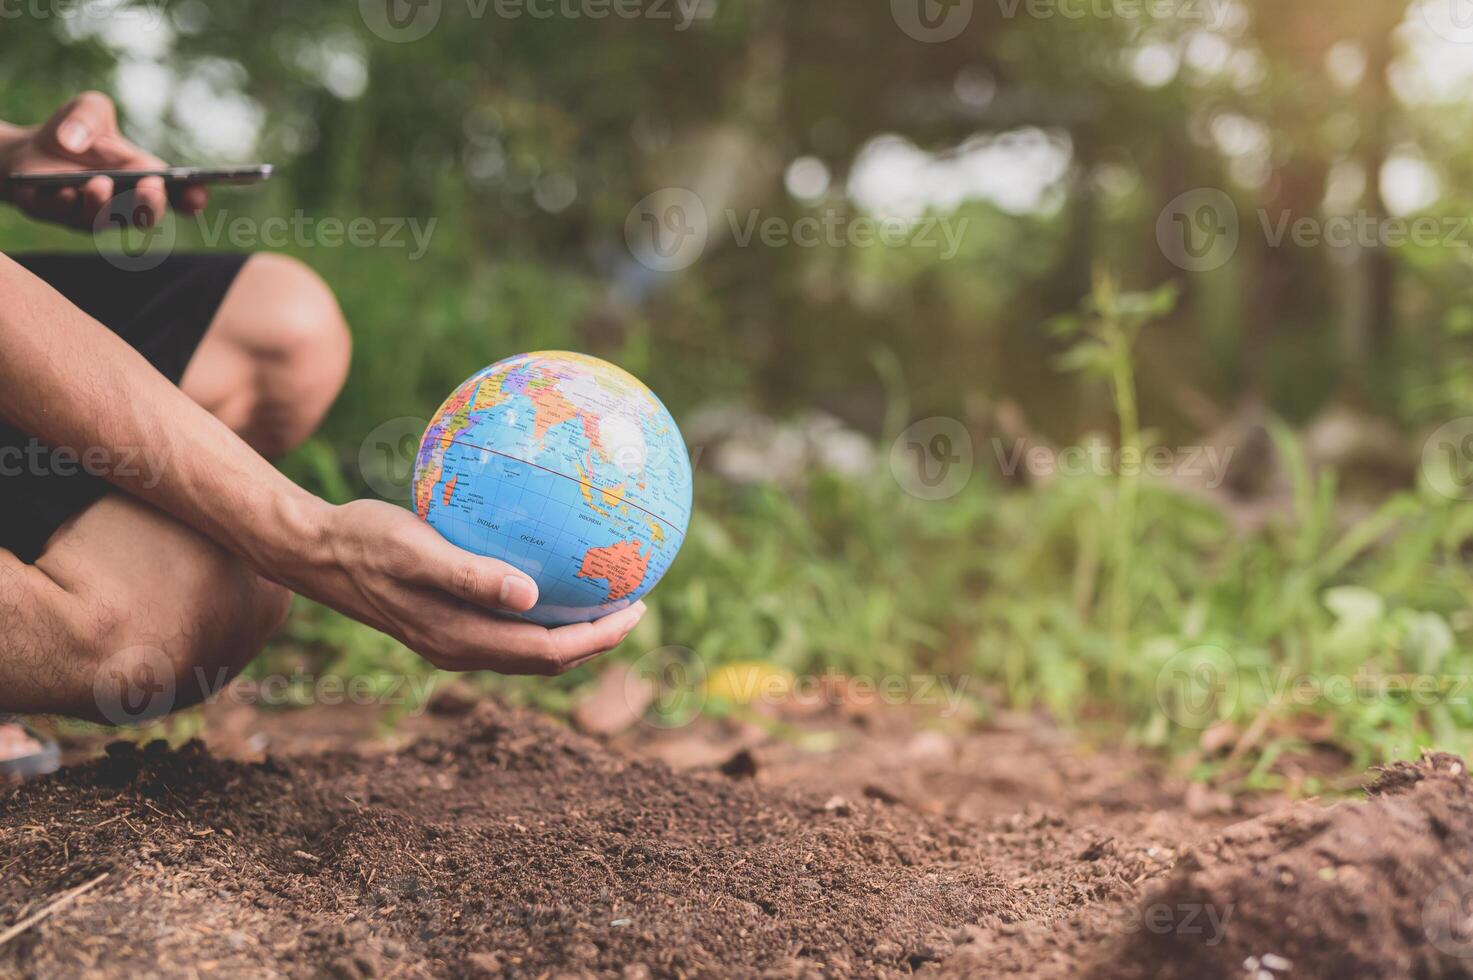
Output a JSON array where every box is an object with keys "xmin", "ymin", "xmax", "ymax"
[
  {"xmin": 242, "ymin": 254, "xmax": 351, "ymax": 374},
  {"xmin": 83, "ymin": 576, "xmax": 291, "ymax": 723},
  {"xmin": 236, "ymin": 253, "xmax": 352, "ymax": 452}
]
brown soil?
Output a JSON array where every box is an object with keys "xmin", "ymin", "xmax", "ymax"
[{"xmin": 2, "ymin": 701, "xmax": 1470, "ymax": 978}]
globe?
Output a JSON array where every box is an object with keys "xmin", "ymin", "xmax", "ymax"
[{"xmin": 413, "ymin": 351, "xmax": 692, "ymax": 627}]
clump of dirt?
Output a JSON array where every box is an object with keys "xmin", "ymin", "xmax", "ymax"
[
  {"xmin": 933, "ymin": 752, "xmax": 1473, "ymax": 979},
  {"xmin": 1085, "ymin": 752, "xmax": 1473, "ymax": 979},
  {"xmin": 4, "ymin": 704, "xmax": 1472, "ymax": 979}
]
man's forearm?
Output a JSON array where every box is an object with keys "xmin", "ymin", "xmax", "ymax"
[{"xmin": 0, "ymin": 253, "xmax": 326, "ymax": 574}]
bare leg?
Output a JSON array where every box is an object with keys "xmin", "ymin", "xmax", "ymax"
[
  {"xmin": 0, "ymin": 252, "xmax": 351, "ymax": 721},
  {"xmin": 181, "ymin": 252, "xmax": 351, "ymax": 457},
  {"xmin": 0, "ymin": 494, "xmax": 292, "ymax": 720}
]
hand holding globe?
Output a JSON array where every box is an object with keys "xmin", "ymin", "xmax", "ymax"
[{"xmin": 414, "ymin": 351, "xmax": 692, "ymax": 627}]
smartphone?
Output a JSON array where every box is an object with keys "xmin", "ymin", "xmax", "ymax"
[{"xmin": 5, "ymin": 165, "xmax": 273, "ymax": 189}]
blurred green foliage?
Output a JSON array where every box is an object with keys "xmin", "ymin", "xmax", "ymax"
[{"xmin": 6, "ymin": 0, "xmax": 1473, "ymax": 780}]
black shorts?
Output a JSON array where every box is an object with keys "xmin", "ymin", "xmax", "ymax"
[{"xmin": 0, "ymin": 252, "xmax": 250, "ymax": 564}]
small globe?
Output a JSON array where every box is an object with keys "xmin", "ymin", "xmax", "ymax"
[{"xmin": 413, "ymin": 351, "xmax": 692, "ymax": 627}]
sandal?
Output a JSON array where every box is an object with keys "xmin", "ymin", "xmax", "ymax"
[{"xmin": 0, "ymin": 719, "xmax": 60, "ymax": 781}]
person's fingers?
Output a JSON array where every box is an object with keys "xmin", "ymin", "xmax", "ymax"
[
  {"xmin": 10, "ymin": 185, "xmax": 40, "ymax": 214},
  {"xmin": 387, "ymin": 516, "xmax": 539, "ymax": 612},
  {"xmin": 80, "ymin": 175, "xmax": 113, "ymax": 222},
  {"xmin": 90, "ymin": 131, "xmax": 168, "ymax": 170},
  {"xmin": 447, "ymin": 555, "xmax": 539, "ymax": 612},
  {"xmin": 41, "ymin": 91, "xmax": 117, "ymax": 157},
  {"xmin": 430, "ymin": 601, "xmax": 646, "ymax": 674},
  {"xmin": 172, "ymin": 182, "xmax": 209, "ymax": 215},
  {"xmin": 499, "ymin": 602, "xmax": 647, "ymax": 674},
  {"xmin": 132, "ymin": 175, "xmax": 167, "ymax": 227},
  {"xmin": 556, "ymin": 607, "xmax": 648, "ymax": 672},
  {"xmin": 30, "ymin": 184, "xmax": 87, "ymax": 228}
]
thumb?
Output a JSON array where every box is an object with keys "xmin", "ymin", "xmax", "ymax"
[
  {"xmin": 445, "ymin": 551, "xmax": 541, "ymax": 613},
  {"xmin": 398, "ymin": 517, "xmax": 540, "ymax": 612},
  {"xmin": 42, "ymin": 91, "xmax": 117, "ymax": 156}
]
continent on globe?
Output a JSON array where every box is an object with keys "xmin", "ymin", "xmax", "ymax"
[
  {"xmin": 576, "ymin": 539, "xmax": 652, "ymax": 602},
  {"xmin": 412, "ymin": 351, "xmax": 692, "ymax": 627}
]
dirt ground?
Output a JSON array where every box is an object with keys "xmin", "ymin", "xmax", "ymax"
[{"xmin": 4, "ymin": 694, "xmax": 1473, "ymax": 978}]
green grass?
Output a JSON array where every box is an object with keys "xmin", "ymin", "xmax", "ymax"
[{"xmin": 263, "ymin": 277, "xmax": 1473, "ymax": 790}]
